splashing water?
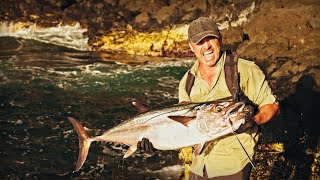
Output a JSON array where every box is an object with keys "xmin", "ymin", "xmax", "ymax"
[{"xmin": 0, "ymin": 22, "xmax": 90, "ymax": 51}]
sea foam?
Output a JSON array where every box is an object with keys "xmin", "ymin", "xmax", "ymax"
[{"xmin": 0, "ymin": 21, "xmax": 90, "ymax": 51}]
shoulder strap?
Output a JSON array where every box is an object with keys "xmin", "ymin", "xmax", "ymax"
[
  {"xmin": 224, "ymin": 50, "xmax": 240, "ymax": 101},
  {"xmin": 185, "ymin": 71, "xmax": 195, "ymax": 96}
]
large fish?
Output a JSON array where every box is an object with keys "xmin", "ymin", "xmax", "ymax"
[{"xmin": 68, "ymin": 101, "xmax": 251, "ymax": 172}]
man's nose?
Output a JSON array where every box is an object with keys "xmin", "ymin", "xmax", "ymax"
[{"xmin": 203, "ymin": 40, "xmax": 211, "ymax": 49}]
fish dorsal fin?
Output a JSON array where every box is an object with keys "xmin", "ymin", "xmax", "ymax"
[
  {"xmin": 168, "ymin": 116, "xmax": 196, "ymax": 127},
  {"xmin": 124, "ymin": 145, "xmax": 137, "ymax": 158},
  {"xmin": 132, "ymin": 102, "xmax": 148, "ymax": 113}
]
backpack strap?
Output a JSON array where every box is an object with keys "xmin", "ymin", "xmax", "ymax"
[
  {"xmin": 224, "ymin": 50, "xmax": 240, "ymax": 101},
  {"xmin": 185, "ymin": 70, "xmax": 195, "ymax": 96}
]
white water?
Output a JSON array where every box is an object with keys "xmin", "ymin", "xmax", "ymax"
[{"xmin": 0, "ymin": 21, "xmax": 90, "ymax": 51}]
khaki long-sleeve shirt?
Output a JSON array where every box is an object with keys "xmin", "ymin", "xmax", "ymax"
[{"xmin": 178, "ymin": 52, "xmax": 277, "ymax": 177}]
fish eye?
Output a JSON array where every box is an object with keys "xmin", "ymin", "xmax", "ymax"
[{"xmin": 215, "ymin": 106, "xmax": 224, "ymax": 112}]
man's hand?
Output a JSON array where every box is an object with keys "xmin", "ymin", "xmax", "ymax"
[
  {"xmin": 235, "ymin": 105, "xmax": 256, "ymax": 134},
  {"xmin": 235, "ymin": 117, "xmax": 256, "ymax": 134},
  {"xmin": 137, "ymin": 138, "xmax": 156, "ymax": 154},
  {"xmin": 179, "ymin": 101, "xmax": 191, "ymax": 104}
]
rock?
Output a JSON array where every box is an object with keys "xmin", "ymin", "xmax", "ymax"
[
  {"xmin": 221, "ymin": 26, "xmax": 244, "ymax": 45},
  {"xmin": 119, "ymin": 0, "xmax": 145, "ymax": 12},
  {"xmin": 235, "ymin": 0, "xmax": 320, "ymax": 92},
  {"xmin": 181, "ymin": 0, "xmax": 207, "ymax": 13},
  {"xmin": 154, "ymin": 5, "xmax": 177, "ymax": 24},
  {"xmin": 239, "ymin": 0, "xmax": 320, "ymax": 60},
  {"xmin": 135, "ymin": 12, "xmax": 149, "ymax": 26}
]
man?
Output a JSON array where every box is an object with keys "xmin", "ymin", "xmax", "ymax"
[
  {"xmin": 179, "ymin": 17, "xmax": 279, "ymax": 179},
  {"xmin": 138, "ymin": 17, "xmax": 279, "ymax": 179}
]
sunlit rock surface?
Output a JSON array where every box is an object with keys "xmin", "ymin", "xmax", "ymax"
[{"xmin": 97, "ymin": 25, "xmax": 190, "ymax": 56}]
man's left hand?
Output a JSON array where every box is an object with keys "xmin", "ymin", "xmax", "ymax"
[{"xmin": 137, "ymin": 138, "xmax": 156, "ymax": 154}]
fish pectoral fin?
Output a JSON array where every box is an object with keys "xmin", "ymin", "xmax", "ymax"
[
  {"xmin": 168, "ymin": 116, "xmax": 196, "ymax": 127},
  {"xmin": 124, "ymin": 146, "xmax": 137, "ymax": 158},
  {"xmin": 193, "ymin": 143, "xmax": 206, "ymax": 156},
  {"xmin": 132, "ymin": 102, "xmax": 148, "ymax": 113}
]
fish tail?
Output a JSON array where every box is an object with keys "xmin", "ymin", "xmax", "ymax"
[{"xmin": 68, "ymin": 117, "xmax": 92, "ymax": 172}]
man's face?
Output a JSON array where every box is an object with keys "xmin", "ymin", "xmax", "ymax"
[{"xmin": 188, "ymin": 36, "xmax": 221, "ymax": 67}]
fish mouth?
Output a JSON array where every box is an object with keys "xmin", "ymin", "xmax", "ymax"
[{"xmin": 227, "ymin": 102, "xmax": 246, "ymax": 118}]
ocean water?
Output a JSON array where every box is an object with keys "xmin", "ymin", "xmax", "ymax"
[{"xmin": 0, "ymin": 36, "xmax": 194, "ymax": 179}]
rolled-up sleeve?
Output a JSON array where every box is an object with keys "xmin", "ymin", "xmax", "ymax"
[{"xmin": 239, "ymin": 59, "xmax": 277, "ymax": 107}]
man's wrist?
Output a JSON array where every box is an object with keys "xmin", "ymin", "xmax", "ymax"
[{"xmin": 251, "ymin": 116, "xmax": 259, "ymax": 125}]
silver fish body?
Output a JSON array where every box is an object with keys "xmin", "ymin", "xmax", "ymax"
[{"xmin": 68, "ymin": 101, "xmax": 250, "ymax": 171}]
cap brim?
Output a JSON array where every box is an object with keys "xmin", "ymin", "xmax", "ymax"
[{"xmin": 189, "ymin": 30, "xmax": 220, "ymax": 44}]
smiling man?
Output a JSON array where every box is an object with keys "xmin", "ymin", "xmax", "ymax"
[{"xmin": 178, "ymin": 17, "xmax": 280, "ymax": 179}]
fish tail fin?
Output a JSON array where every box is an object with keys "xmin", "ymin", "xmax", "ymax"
[{"xmin": 68, "ymin": 117, "xmax": 92, "ymax": 172}]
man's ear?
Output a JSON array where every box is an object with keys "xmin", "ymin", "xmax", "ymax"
[
  {"xmin": 219, "ymin": 37, "xmax": 222, "ymax": 44},
  {"xmin": 188, "ymin": 41, "xmax": 194, "ymax": 52}
]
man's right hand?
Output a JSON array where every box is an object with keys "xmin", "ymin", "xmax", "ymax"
[
  {"xmin": 235, "ymin": 104, "xmax": 256, "ymax": 134},
  {"xmin": 137, "ymin": 138, "xmax": 155, "ymax": 154}
]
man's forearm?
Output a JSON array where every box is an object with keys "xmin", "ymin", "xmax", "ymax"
[{"xmin": 253, "ymin": 103, "xmax": 280, "ymax": 125}]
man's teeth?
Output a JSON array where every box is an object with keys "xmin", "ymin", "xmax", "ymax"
[
  {"xmin": 203, "ymin": 51, "xmax": 213, "ymax": 55},
  {"xmin": 202, "ymin": 50, "xmax": 215, "ymax": 60}
]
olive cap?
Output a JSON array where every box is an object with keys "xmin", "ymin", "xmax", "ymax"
[{"xmin": 188, "ymin": 17, "xmax": 221, "ymax": 44}]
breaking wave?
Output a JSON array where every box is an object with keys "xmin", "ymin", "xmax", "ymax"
[{"xmin": 0, "ymin": 21, "xmax": 90, "ymax": 51}]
